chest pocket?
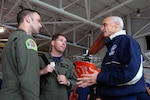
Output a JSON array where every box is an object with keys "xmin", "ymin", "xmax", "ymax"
[{"xmin": 58, "ymin": 63, "xmax": 70, "ymax": 75}]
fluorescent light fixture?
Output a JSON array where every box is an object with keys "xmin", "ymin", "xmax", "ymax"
[
  {"xmin": 136, "ymin": 8, "xmax": 141, "ymax": 17},
  {"xmin": 0, "ymin": 27, "xmax": 4, "ymax": 33}
]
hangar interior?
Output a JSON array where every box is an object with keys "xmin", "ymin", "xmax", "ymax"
[{"xmin": 0, "ymin": 0, "xmax": 150, "ymax": 82}]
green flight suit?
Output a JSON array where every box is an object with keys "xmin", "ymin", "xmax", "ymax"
[
  {"xmin": 0, "ymin": 29, "xmax": 40, "ymax": 100},
  {"xmin": 40, "ymin": 53, "xmax": 77, "ymax": 100}
]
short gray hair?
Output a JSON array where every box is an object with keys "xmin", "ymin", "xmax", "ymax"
[{"xmin": 111, "ymin": 16, "xmax": 124, "ymax": 29}]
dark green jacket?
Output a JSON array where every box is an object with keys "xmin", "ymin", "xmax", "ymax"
[
  {"xmin": 0, "ymin": 29, "xmax": 40, "ymax": 100},
  {"xmin": 40, "ymin": 53, "xmax": 77, "ymax": 100}
]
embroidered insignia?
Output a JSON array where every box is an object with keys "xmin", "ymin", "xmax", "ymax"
[
  {"xmin": 26, "ymin": 39, "xmax": 37, "ymax": 51},
  {"xmin": 109, "ymin": 51, "xmax": 115, "ymax": 56},
  {"xmin": 61, "ymin": 63, "xmax": 68, "ymax": 68},
  {"xmin": 111, "ymin": 44, "xmax": 117, "ymax": 51},
  {"xmin": 109, "ymin": 44, "xmax": 117, "ymax": 56}
]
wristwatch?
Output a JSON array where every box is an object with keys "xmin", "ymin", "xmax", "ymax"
[{"xmin": 67, "ymin": 80, "xmax": 70, "ymax": 87}]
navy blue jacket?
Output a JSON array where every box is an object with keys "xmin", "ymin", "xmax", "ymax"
[
  {"xmin": 96, "ymin": 34, "xmax": 146, "ymax": 98},
  {"xmin": 137, "ymin": 83, "xmax": 150, "ymax": 100}
]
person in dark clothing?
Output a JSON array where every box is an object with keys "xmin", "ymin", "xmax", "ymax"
[
  {"xmin": 89, "ymin": 86, "xmax": 96, "ymax": 100},
  {"xmin": 0, "ymin": 9, "xmax": 42, "ymax": 100},
  {"xmin": 0, "ymin": 79, "xmax": 2, "ymax": 89},
  {"xmin": 137, "ymin": 82, "xmax": 150, "ymax": 100},
  {"xmin": 77, "ymin": 16, "xmax": 146, "ymax": 100},
  {"xmin": 76, "ymin": 86, "xmax": 90, "ymax": 100},
  {"xmin": 137, "ymin": 74, "xmax": 150, "ymax": 100}
]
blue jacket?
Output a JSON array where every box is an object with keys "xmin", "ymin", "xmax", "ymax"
[
  {"xmin": 96, "ymin": 34, "xmax": 146, "ymax": 98},
  {"xmin": 137, "ymin": 83, "xmax": 150, "ymax": 100}
]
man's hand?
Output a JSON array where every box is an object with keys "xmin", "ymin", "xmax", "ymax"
[
  {"xmin": 40, "ymin": 64, "xmax": 55, "ymax": 75},
  {"xmin": 77, "ymin": 68, "xmax": 99, "ymax": 88},
  {"xmin": 57, "ymin": 75, "xmax": 68, "ymax": 85}
]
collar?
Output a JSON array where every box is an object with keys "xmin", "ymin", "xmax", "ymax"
[
  {"xmin": 109, "ymin": 30, "xmax": 126, "ymax": 40},
  {"xmin": 49, "ymin": 53, "xmax": 62, "ymax": 61},
  {"xmin": 16, "ymin": 28, "xmax": 26, "ymax": 32},
  {"xmin": 53, "ymin": 56, "xmax": 61, "ymax": 61}
]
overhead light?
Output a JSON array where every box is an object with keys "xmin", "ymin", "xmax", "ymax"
[
  {"xmin": 136, "ymin": 8, "xmax": 141, "ymax": 17},
  {"xmin": 57, "ymin": 18, "xmax": 62, "ymax": 26},
  {"xmin": 57, "ymin": 18, "xmax": 62, "ymax": 22},
  {"xmin": 0, "ymin": 27, "xmax": 4, "ymax": 33}
]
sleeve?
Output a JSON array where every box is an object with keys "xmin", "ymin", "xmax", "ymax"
[
  {"xmin": 146, "ymin": 83, "xmax": 150, "ymax": 88},
  {"xmin": 97, "ymin": 37, "xmax": 142, "ymax": 86},
  {"xmin": 39, "ymin": 55, "xmax": 47, "ymax": 69},
  {"xmin": 76, "ymin": 87, "xmax": 80, "ymax": 94},
  {"xmin": 67, "ymin": 62, "xmax": 78, "ymax": 91},
  {"xmin": 15, "ymin": 36, "xmax": 40, "ymax": 100},
  {"xmin": 16, "ymin": 37, "xmax": 39, "ymax": 75}
]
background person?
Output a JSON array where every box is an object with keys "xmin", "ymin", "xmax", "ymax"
[
  {"xmin": 137, "ymin": 74, "xmax": 150, "ymax": 100},
  {"xmin": 0, "ymin": 9, "xmax": 42, "ymax": 100},
  {"xmin": 40, "ymin": 34, "xmax": 77, "ymax": 100},
  {"xmin": 76, "ymin": 86, "xmax": 90, "ymax": 100},
  {"xmin": 77, "ymin": 16, "xmax": 146, "ymax": 100},
  {"xmin": 0, "ymin": 79, "xmax": 2, "ymax": 90}
]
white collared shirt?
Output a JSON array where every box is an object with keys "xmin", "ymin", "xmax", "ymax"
[{"xmin": 110, "ymin": 30, "xmax": 126, "ymax": 40}]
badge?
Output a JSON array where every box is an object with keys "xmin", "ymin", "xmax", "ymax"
[
  {"xmin": 50, "ymin": 62, "xmax": 55, "ymax": 68},
  {"xmin": 26, "ymin": 39, "xmax": 37, "ymax": 51},
  {"xmin": 111, "ymin": 44, "xmax": 117, "ymax": 51},
  {"xmin": 109, "ymin": 44, "xmax": 117, "ymax": 56},
  {"xmin": 61, "ymin": 63, "xmax": 68, "ymax": 68}
]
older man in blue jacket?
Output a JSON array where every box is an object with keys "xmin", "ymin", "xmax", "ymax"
[{"xmin": 77, "ymin": 16, "xmax": 146, "ymax": 100}]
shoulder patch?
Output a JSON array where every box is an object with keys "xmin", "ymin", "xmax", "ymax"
[{"xmin": 26, "ymin": 39, "xmax": 37, "ymax": 51}]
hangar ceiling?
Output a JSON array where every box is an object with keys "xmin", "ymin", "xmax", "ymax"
[{"xmin": 1, "ymin": 0, "xmax": 150, "ymax": 62}]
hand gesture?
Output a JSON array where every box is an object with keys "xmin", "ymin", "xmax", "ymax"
[
  {"xmin": 40, "ymin": 64, "xmax": 55, "ymax": 75},
  {"xmin": 77, "ymin": 68, "xmax": 99, "ymax": 88}
]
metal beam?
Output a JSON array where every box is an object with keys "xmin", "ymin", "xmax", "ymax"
[
  {"xmin": 63, "ymin": 0, "xmax": 80, "ymax": 10},
  {"xmin": 92, "ymin": 0, "xmax": 134, "ymax": 20},
  {"xmin": 134, "ymin": 32, "xmax": 150, "ymax": 39},
  {"xmin": 133, "ymin": 22, "xmax": 150, "ymax": 37},
  {"xmin": 0, "ymin": 0, "xmax": 4, "ymax": 21},
  {"xmin": 62, "ymin": 0, "xmax": 134, "ymax": 34},
  {"xmin": 2, "ymin": 0, "xmax": 21, "ymax": 22},
  {"xmin": 28, "ymin": 0, "xmax": 101, "ymax": 28}
]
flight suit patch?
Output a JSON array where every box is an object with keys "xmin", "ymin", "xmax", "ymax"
[
  {"xmin": 26, "ymin": 39, "xmax": 37, "ymax": 51},
  {"xmin": 61, "ymin": 63, "xmax": 68, "ymax": 68}
]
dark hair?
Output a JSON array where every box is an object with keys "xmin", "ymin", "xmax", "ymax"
[
  {"xmin": 52, "ymin": 34, "xmax": 67, "ymax": 41},
  {"xmin": 17, "ymin": 9, "xmax": 40, "ymax": 25}
]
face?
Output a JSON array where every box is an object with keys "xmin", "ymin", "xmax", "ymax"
[
  {"xmin": 100, "ymin": 17, "xmax": 117, "ymax": 38},
  {"xmin": 30, "ymin": 12, "xmax": 42, "ymax": 34},
  {"xmin": 52, "ymin": 36, "xmax": 67, "ymax": 54}
]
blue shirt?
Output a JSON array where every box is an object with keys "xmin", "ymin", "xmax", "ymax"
[{"xmin": 76, "ymin": 87, "xmax": 90, "ymax": 100}]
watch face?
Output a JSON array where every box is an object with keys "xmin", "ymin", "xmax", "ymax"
[{"xmin": 67, "ymin": 81, "xmax": 70, "ymax": 86}]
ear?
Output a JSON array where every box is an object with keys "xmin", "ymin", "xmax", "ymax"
[
  {"xmin": 115, "ymin": 22, "xmax": 120, "ymax": 28},
  {"xmin": 51, "ymin": 40, "xmax": 54, "ymax": 46},
  {"xmin": 25, "ymin": 15, "xmax": 31, "ymax": 23}
]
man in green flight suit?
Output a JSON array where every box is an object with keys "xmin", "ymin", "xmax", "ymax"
[
  {"xmin": 40, "ymin": 34, "xmax": 77, "ymax": 100},
  {"xmin": 0, "ymin": 9, "xmax": 42, "ymax": 100}
]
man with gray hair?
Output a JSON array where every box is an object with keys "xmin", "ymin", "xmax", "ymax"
[{"xmin": 77, "ymin": 16, "xmax": 146, "ymax": 100}]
